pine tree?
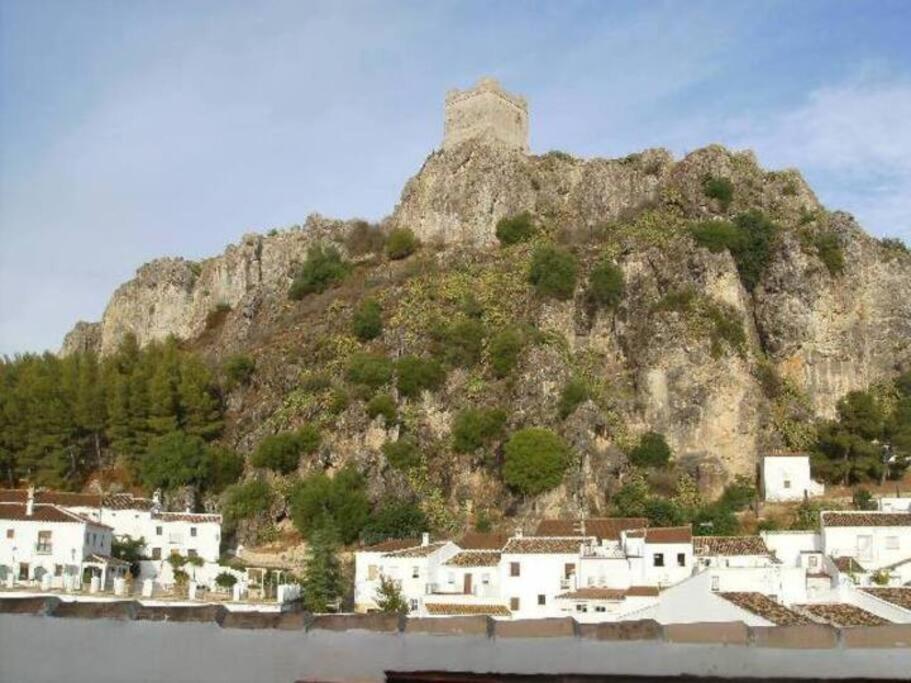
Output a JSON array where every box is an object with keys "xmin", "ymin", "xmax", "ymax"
[
  {"xmin": 178, "ymin": 356, "xmax": 223, "ymax": 440},
  {"xmin": 301, "ymin": 524, "xmax": 343, "ymax": 613}
]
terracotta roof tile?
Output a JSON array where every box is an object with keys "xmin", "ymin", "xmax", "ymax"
[
  {"xmin": 557, "ymin": 588, "xmax": 627, "ymax": 601},
  {"xmin": 765, "ymin": 451, "xmax": 810, "ymax": 458},
  {"xmin": 0, "ymin": 488, "xmax": 153, "ymax": 510},
  {"xmin": 364, "ymin": 537, "xmax": 421, "ymax": 552},
  {"xmin": 534, "ymin": 517, "xmax": 647, "ymax": 541},
  {"xmin": 821, "ymin": 512, "xmax": 911, "ymax": 527},
  {"xmin": 718, "ymin": 592, "xmax": 812, "ymax": 626},
  {"xmin": 797, "ymin": 603, "xmax": 889, "ymax": 627},
  {"xmin": 444, "ymin": 551, "xmax": 501, "ymax": 567},
  {"xmin": 693, "ymin": 536, "xmax": 769, "ymax": 556},
  {"xmin": 502, "ymin": 537, "xmax": 586, "ymax": 554},
  {"xmin": 861, "ymin": 588, "xmax": 911, "ymax": 611},
  {"xmin": 644, "ymin": 526, "xmax": 692, "ymax": 543},
  {"xmin": 0, "ymin": 502, "xmax": 112, "ymax": 529},
  {"xmin": 424, "ymin": 603, "xmax": 510, "ymax": 616},
  {"xmin": 832, "ymin": 556, "xmax": 866, "ymax": 573},
  {"xmin": 626, "ymin": 585, "xmax": 660, "ymax": 597},
  {"xmin": 152, "ymin": 511, "xmax": 221, "ymax": 524},
  {"xmin": 457, "ymin": 532, "xmax": 508, "ymax": 550},
  {"xmin": 383, "ymin": 542, "xmax": 448, "ymax": 558}
]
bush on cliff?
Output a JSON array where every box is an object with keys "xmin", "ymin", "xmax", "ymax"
[
  {"xmin": 385, "ymin": 227, "xmax": 419, "ymax": 260},
  {"xmin": 252, "ymin": 426, "xmax": 320, "ymax": 474},
  {"xmin": 702, "ymin": 175, "xmax": 734, "ymax": 210},
  {"xmin": 223, "ymin": 353, "xmax": 255, "ymax": 390},
  {"xmin": 452, "ymin": 407, "xmax": 507, "ymax": 453},
  {"xmin": 502, "ymin": 428, "xmax": 571, "ymax": 496},
  {"xmin": 352, "ymin": 298, "xmax": 383, "ymax": 341},
  {"xmin": 529, "ymin": 244, "xmax": 578, "ymax": 300},
  {"xmin": 346, "ymin": 352, "xmax": 394, "ymax": 390},
  {"xmin": 289, "ymin": 467, "xmax": 370, "ymax": 543},
  {"xmin": 495, "ymin": 212, "xmax": 536, "ymax": 245},
  {"xmin": 588, "ymin": 259, "xmax": 625, "ymax": 310},
  {"xmin": 396, "ymin": 356, "xmax": 445, "ymax": 398},
  {"xmin": 488, "ymin": 327, "xmax": 525, "ymax": 378},
  {"xmin": 627, "ymin": 431, "xmax": 672, "ymax": 468},
  {"xmin": 289, "ymin": 244, "xmax": 350, "ymax": 299}
]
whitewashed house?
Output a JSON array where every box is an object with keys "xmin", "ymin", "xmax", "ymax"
[
  {"xmin": 761, "ymin": 453, "xmax": 824, "ymax": 502},
  {"xmin": 0, "ymin": 490, "xmax": 128, "ymax": 591},
  {"xmin": 820, "ymin": 511, "xmax": 911, "ymax": 584},
  {"xmin": 878, "ymin": 497, "xmax": 911, "ymax": 513}
]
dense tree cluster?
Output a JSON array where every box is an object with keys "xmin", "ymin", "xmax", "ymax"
[{"xmin": 0, "ymin": 336, "xmax": 227, "ymax": 490}]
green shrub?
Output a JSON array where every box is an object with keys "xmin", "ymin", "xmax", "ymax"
[
  {"xmin": 352, "ymin": 299, "xmax": 383, "ymax": 341},
  {"xmin": 288, "ymin": 467, "xmax": 370, "ymax": 543},
  {"xmin": 452, "ymin": 408, "xmax": 507, "ymax": 453},
  {"xmin": 385, "ymin": 227, "xmax": 419, "ymax": 260},
  {"xmin": 366, "ymin": 393, "xmax": 397, "ymax": 423},
  {"xmin": 502, "ymin": 428, "xmax": 571, "ymax": 496},
  {"xmin": 588, "ymin": 259, "xmax": 625, "ymax": 310},
  {"xmin": 223, "ymin": 354, "xmax": 255, "ymax": 389},
  {"xmin": 813, "ymin": 232, "xmax": 845, "ymax": 276},
  {"xmin": 852, "ymin": 487, "xmax": 876, "ymax": 511},
  {"xmin": 328, "ymin": 387, "xmax": 350, "ymax": 414},
  {"xmin": 396, "ymin": 356, "xmax": 445, "ymax": 398},
  {"xmin": 288, "ymin": 244, "xmax": 350, "ymax": 299},
  {"xmin": 252, "ymin": 431, "xmax": 309, "ymax": 474},
  {"xmin": 644, "ymin": 498, "xmax": 686, "ymax": 526},
  {"xmin": 361, "ymin": 500, "xmax": 428, "ymax": 545},
  {"xmin": 223, "ymin": 480, "xmax": 274, "ymax": 527},
  {"xmin": 693, "ymin": 504, "xmax": 740, "ymax": 536},
  {"xmin": 382, "ymin": 438, "xmax": 421, "ymax": 471},
  {"xmin": 690, "ymin": 220, "xmax": 742, "ymax": 253},
  {"xmin": 729, "ymin": 211, "xmax": 778, "ymax": 291},
  {"xmin": 434, "ymin": 318, "xmax": 485, "ymax": 368},
  {"xmin": 702, "ymin": 175, "xmax": 734, "ymax": 210},
  {"xmin": 557, "ymin": 378, "xmax": 590, "ymax": 419},
  {"xmin": 717, "ymin": 476, "xmax": 756, "ymax": 511},
  {"xmin": 301, "ymin": 372, "xmax": 332, "ymax": 393},
  {"xmin": 628, "ymin": 432, "xmax": 672, "ymax": 468},
  {"xmin": 474, "ymin": 510, "xmax": 492, "ymax": 532},
  {"xmin": 488, "ymin": 328, "xmax": 525, "ymax": 378},
  {"xmin": 495, "ymin": 213, "xmax": 536, "ymax": 245},
  {"xmin": 215, "ymin": 572, "xmax": 238, "ymax": 590},
  {"xmin": 611, "ymin": 476, "xmax": 649, "ymax": 517},
  {"xmin": 346, "ymin": 220, "xmax": 386, "ymax": 256},
  {"xmin": 705, "ymin": 304, "xmax": 747, "ymax": 358},
  {"xmin": 880, "ymin": 237, "xmax": 909, "ymax": 255},
  {"xmin": 528, "ymin": 244, "xmax": 578, "ymax": 299},
  {"xmin": 346, "ymin": 352, "xmax": 394, "ymax": 390}
]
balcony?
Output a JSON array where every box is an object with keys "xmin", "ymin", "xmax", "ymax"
[{"xmin": 35, "ymin": 543, "xmax": 53, "ymax": 555}]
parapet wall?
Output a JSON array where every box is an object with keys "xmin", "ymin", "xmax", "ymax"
[
  {"xmin": 443, "ymin": 77, "xmax": 529, "ymax": 152},
  {"xmin": 2, "ymin": 597, "xmax": 909, "ymax": 682}
]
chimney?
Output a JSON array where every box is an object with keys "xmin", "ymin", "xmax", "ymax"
[
  {"xmin": 421, "ymin": 532, "xmax": 430, "ymax": 547},
  {"xmin": 515, "ymin": 527, "xmax": 524, "ymax": 539},
  {"xmin": 26, "ymin": 486, "xmax": 35, "ymax": 517}
]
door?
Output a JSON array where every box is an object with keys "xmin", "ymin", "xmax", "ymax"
[{"xmin": 463, "ymin": 573, "xmax": 473, "ymax": 595}]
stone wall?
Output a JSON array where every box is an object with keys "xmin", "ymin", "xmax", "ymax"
[{"xmin": 443, "ymin": 77, "xmax": 529, "ymax": 152}]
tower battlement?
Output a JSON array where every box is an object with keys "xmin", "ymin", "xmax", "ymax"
[{"xmin": 443, "ymin": 77, "xmax": 529, "ymax": 153}]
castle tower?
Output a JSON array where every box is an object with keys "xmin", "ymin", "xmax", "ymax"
[{"xmin": 443, "ymin": 77, "xmax": 529, "ymax": 153}]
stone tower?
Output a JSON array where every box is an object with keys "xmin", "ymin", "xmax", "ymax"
[{"xmin": 443, "ymin": 77, "xmax": 529, "ymax": 153}]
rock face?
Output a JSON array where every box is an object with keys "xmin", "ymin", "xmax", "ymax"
[{"xmin": 60, "ymin": 140, "xmax": 911, "ymax": 508}]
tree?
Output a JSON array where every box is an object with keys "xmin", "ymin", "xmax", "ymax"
[
  {"xmin": 222, "ymin": 480, "xmax": 274, "ymax": 530},
  {"xmin": 352, "ymin": 299, "xmax": 383, "ymax": 341},
  {"xmin": 215, "ymin": 572, "xmax": 238, "ymax": 590},
  {"xmin": 289, "ymin": 467, "xmax": 370, "ymax": 543},
  {"xmin": 223, "ymin": 354, "xmax": 256, "ymax": 390},
  {"xmin": 177, "ymin": 355, "xmax": 223, "ymax": 440},
  {"xmin": 528, "ymin": 245, "xmax": 578, "ymax": 299},
  {"xmin": 488, "ymin": 328, "xmax": 525, "ymax": 378},
  {"xmin": 644, "ymin": 498, "xmax": 686, "ymax": 527},
  {"xmin": 361, "ymin": 500, "xmax": 428, "ymax": 545},
  {"xmin": 301, "ymin": 523, "xmax": 343, "ymax": 612},
  {"xmin": 375, "ymin": 574, "xmax": 409, "ymax": 615},
  {"xmin": 852, "ymin": 487, "xmax": 876, "ymax": 511},
  {"xmin": 452, "ymin": 408, "xmax": 507, "ymax": 453},
  {"xmin": 495, "ymin": 213, "xmax": 536, "ymax": 245},
  {"xmin": 588, "ymin": 259, "xmax": 625, "ymax": 310},
  {"xmin": 252, "ymin": 432, "xmax": 304, "ymax": 474},
  {"xmin": 288, "ymin": 243, "xmax": 350, "ymax": 299},
  {"xmin": 396, "ymin": 356, "xmax": 445, "ymax": 398},
  {"xmin": 502, "ymin": 428, "xmax": 571, "ymax": 496},
  {"xmin": 208, "ymin": 446, "xmax": 244, "ymax": 493},
  {"xmin": 611, "ymin": 474, "xmax": 649, "ymax": 517},
  {"xmin": 628, "ymin": 432, "xmax": 672, "ymax": 468},
  {"xmin": 141, "ymin": 431, "xmax": 211, "ymax": 491},
  {"xmin": 111, "ymin": 535, "xmax": 147, "ymax": 576},
  {"xmin": 385, "ymin": 228, "xmax": 419, "ymax": 260}
]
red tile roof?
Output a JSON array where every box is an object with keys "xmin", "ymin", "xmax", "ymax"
[
  {"xmin": 644, "ymin": 526, "xmax": 692, "ymax": 543},
  {"xmin": 626, "ymin": 585, "xmax": 660, "ymax": 597},
  {"xmin": 0, "ymin": 502, "xmax": 112, "ymax": 529},
  {"xmin": 457, "ymin": 532, "xmax": 508, "ymax": 550},
  {"xmin": 444, "ymin": 551, "xmax": 501, "ymax": 567},
  {"xmin": 0, "ymin": 488, "xmax": 153, "ymax": 510},
  {"xmin": 502, "ymin": 537, "xmax": 586, "ymax": 554},
  {"xmin": 534, "ymin": 517, "xmax": 648, "ymax": 541},
  {"xmin": 797, "ymin": 603, "xmax": 889, "ymax": 627},
  {"xmin": 718, "ymin": 592, "xmax": 812, "ymax": 626},
  {"xmin": 383, "ymin": 542, "xmax": 448, "ymax": 558},
  {"xmin": 821, "ymin": 512, "xmax": 911, "ymax": 527},
  {"xmin": 693, "ymin": 536, "xmax": 769, "ymax": 556},
  {"xmin": 557, "ymin": 588, "xmax": 627, "ymax": 601},
  {"xmin": 152, "ymin": 511, "xmax": 221, "ymax": 523},
  {"xmin": 424, "ymin": 603, "xmax": 510, "ymax": 616},
  {"xmin": 363, "ymin": 537, "xmax": 421, "ymax": 552}
]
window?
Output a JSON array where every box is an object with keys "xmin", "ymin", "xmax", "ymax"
[
  {"xmin": 5, "ymin": 529, "xmax": 12, "ymax": 539},
  {"xmin": 783, "ymin": 479, "xmax": 791, "ymax": 489},
  {"xmin": 447, "ymin": 572, "xmax": 455, "ymax": 585},
  {"xmin": 808, "ymin": 555, "xmax": 819, "ymax": 568},
  {"xmin": 190, "ymin": 527, "xmax": 197, "ymax": 537},
  {"xmin": 37, "ymin": 530, "xmax": 52, "ymax": 553},
  {"xmin": 886, "ymin": 536, "xmax": 899, "ymax": 550},
  {"xmin": 575, "ymin": 604, "xmax": 588, "ymax": 613},
  {"xmin": 412, "ymin": 566, "xmax": 419, "ymax": 579},
  {"xmin": 156, "ymin": 526, "xmax": 163, "ymax": 536},
  {"xmin": 409, "ymin": 599, "xmax": 418, "ymax": 612},
  {"xmin": 509, "ymin": 597, "xmax": 520, "ymax": 611},
  {"xmin": 152, "ymin": 548, "xmax": 162, "ymax": 560},
  {"xmin": 18, "ymin": 563, "xmax": 29, "ymax": 581},
  {"xmin": 677, "ymin": 553, "xmax": 686, "ymax": 567},
  {"xmin": 367, "ymin": 565, "xmax": 378, "ymax": 581},
  {"xmin": 563, "ymin": 563, "xmax": 576, "ymax": 578},
  {"xmin": 481, "ymin": 573, "xmax": 490, "ymax": 585},
  {"xmin": 653, "ymin": 553, "xmax": 665, "ymax": 567},
  {"xmin": 54, "ymin": 564, "xmax": 63, "ymax": 577},
  {"xmin": 188, "ymin": 549, "xmax": 198, "ymax": 559},
  {"xmin": 510, "ymin": 562, "xmax": 520, "ymax": 577},
  {"xmin": 595, "ymin": 605, "xmax": 606, "ymax": 613},
  {"xmin": 711, "ymin": 576, "xmax": 720, "ymax": 592},
  {"xmin": 537, "ymin": 594, "xmax": 546, "ymax": 606}
]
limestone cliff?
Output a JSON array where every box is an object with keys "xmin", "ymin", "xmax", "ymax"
[{"xmin": 60, "ymin": 142, "xmax": 911, "ymax": 513}]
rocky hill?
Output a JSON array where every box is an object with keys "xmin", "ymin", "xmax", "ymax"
[{"xmin": 60, "ymin": 139, "xmax": 911, "ymax": 523}]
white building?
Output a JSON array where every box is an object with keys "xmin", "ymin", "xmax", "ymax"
[
  {"xmin": 0, "ymin": 491, "xmax": 128, "ymax": 591},
  {"xmin": 878, "ymin": 497, "xmax": 911, "ymax": 513},
  {"xmin": 761, "ymin": 453, "xmax": 824, "ymax": 502},
  {"xmin": 819, "ymin": 511, "xmax": 911, "ymax": 584}
]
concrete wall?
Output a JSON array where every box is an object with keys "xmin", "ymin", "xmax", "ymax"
[{"xmin": 3, "ymin": 598, "xmax": 910, "ymax": 683}]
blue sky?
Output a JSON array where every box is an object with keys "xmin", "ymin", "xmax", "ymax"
[{"xmin": 2, "ymin": 0, "xmax": 910, "ymax": 355}]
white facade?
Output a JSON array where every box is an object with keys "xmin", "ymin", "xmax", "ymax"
[
  {"xmin": 762, "ymin": 455, "xmax": 824, "ymax": 502},
  {"xmin": 878, "ymin": 497, "xmax": 911, "ymax": 513}
]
